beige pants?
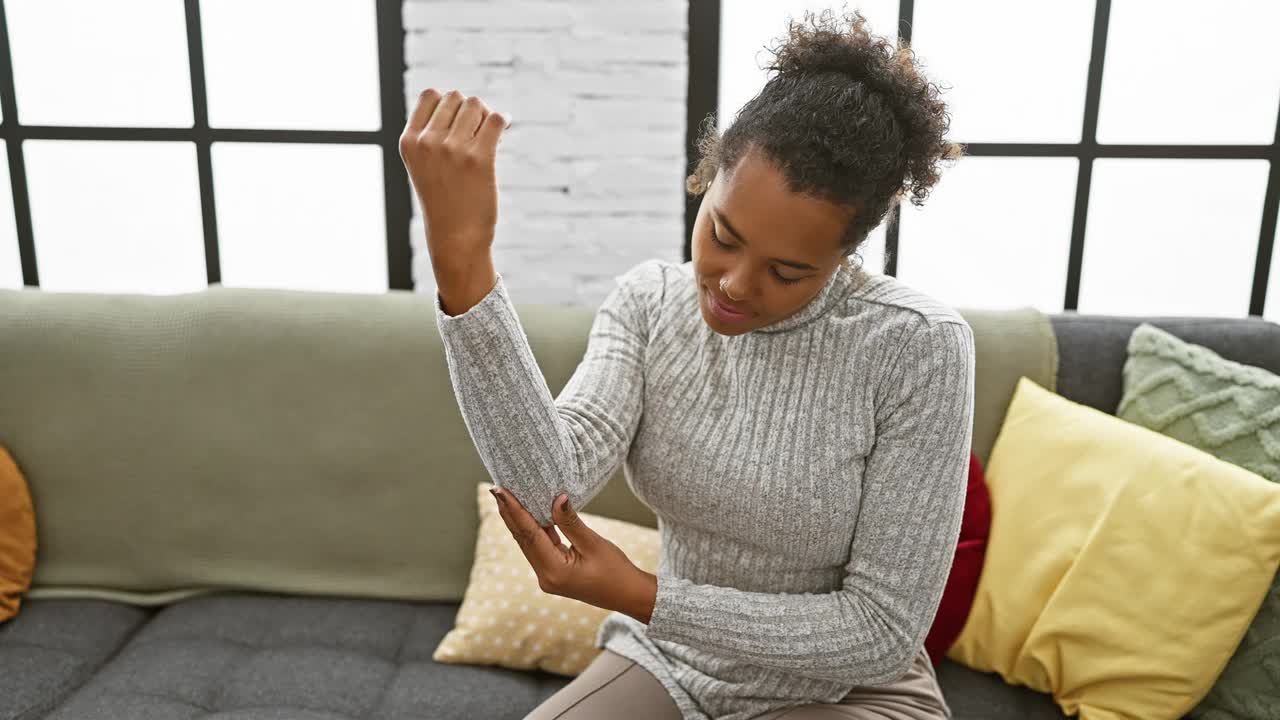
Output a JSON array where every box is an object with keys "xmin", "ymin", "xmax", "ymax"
[{"xmin": 524, "ymin": 647, "xmax": 951, "ymax": 719}]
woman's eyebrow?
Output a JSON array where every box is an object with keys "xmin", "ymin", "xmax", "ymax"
[{"xmin": 713, "ymin": 206, "xmax": 819, "ymax": 271}]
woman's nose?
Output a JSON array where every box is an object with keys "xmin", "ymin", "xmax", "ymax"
[{"xmin": 720, "ymin": 273, "xmax": 748, "ymax": 300}]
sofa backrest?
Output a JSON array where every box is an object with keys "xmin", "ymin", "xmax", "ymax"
[
  {"xmin": 1, "ymin": 283, "xmax": 1271, "ymax": 606},
  {"xmin": 2, "ymin": 285, "xmax": 548, "ymax": 605},
  {"xmin": 1049, "ymin": 314, "xmax": 1280, "ymax": 412}
]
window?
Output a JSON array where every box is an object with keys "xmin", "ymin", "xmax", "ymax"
[{"xmin": 0, "ymin": 0, "xmax": 410, "ymax": 294}]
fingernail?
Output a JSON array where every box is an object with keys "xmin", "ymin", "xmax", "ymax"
[
  {"xmin": 490, "ymin": 488, "xmax": 501, "ymax": 501},
  {"xmin": 559, "ymin": 495, "xmax": 570, "ymax": 512}
]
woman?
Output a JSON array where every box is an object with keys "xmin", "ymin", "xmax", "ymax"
[{"xmin": 401, "ymin": 8, "xmax": 973, "ymax": 720}]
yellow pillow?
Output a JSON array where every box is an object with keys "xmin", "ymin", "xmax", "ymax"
[
  {"xmin": 950, "ymin": 377, "xmax": 1280, "ymax": 719},
  {"xmin": 1, "ymin": 446, "xmax": 37, "ymax": 623},
  {"xmin": 433, "ymin": 482, "xmax": 660, "ymax": 676}
]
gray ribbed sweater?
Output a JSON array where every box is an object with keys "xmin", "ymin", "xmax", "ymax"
[{"xmin": 433, "ymin": 258, "xmax": 976, "ymax": 720}]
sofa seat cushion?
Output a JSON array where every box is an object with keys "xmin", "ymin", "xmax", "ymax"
[
  {"xmin": 32, "ymin": 591, "xmax": 574, "ymax": 720},
  {"xmin": 0, "ymin": 598, "xmax": 152, "ymax": 720},
  {"xmin": 4, "ymin": 590, "xmax": 1074, "ymax": 720},
  {"xmin": 937, "ymin": 660, "xmax": 1068, "ymax": 719},
  {"xmin": 11, "ymin": 591, "xmax": 1083, "ymax": 720},
  {"xmin": 0, "ymin": 590, "xmax": 1098, "ymax": 720}
]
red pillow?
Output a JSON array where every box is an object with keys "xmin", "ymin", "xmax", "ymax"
[{"xmin": 923, "ymin": 451, "xmax": 991, "ymax": 665}]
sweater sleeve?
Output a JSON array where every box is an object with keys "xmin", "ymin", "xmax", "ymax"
[
  {"xmin": 644, "ymin": 318, "xmax": 976, "ymax": 686},
  {"xmin": 433, "ymin": 259, "xmax": 665, "ymax": 528}
]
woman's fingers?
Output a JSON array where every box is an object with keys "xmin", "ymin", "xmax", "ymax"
[
  {"xmin": 473, "ymin": 109, "xmax": 510, "ymax": 154},
  {"xmin": 406, "ymin": 86, "xmax": 508, "ymax": 150},
  {"xmin": 494, "ymin": 489, "xmax": 560, "ymax": 573},
  {"xmin": 543, "ymin": 524, "xmax": 564, "ymax": 551},
  {"xmin": 448, "ymin": 95, "xmax": 489, "ymax": 142},
  {"xmin": 424, "ymin": 89, "xmax": 465, "ymax": 135},
  {"xmin": 405, "ymin": 88, "xmax": 442, "ymax": 134}
]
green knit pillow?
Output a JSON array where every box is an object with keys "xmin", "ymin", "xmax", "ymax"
[{"xmin": 1118, "ymin": 322, "xmax": 1280, "ymax": 719}]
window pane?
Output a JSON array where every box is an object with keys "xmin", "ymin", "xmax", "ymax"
[
  {"xmin": 0, "ymin": 144, "xmax": 21, "ymax": 288},
  {"xmin": 1079, "ymin": 159, "xmax": 1269, "ymax": 317},
  {"xmin": 718, "ymin": 1, "xmax": 898, "ymax": 132},
  {"xmin": 896, "ymin": 156, "xmax": 1078, "ymax": 312},
  {"xmin": 6, "ymin": 0, "xmax": 192, "ymax": 128},
  {"xmin": 26, "ymin": 140, "xmax": 206, "ymax": 293},
  {"xmin": 1097, "ymin": 0, "xmax": 1280, "ymax": 145},
  {"xmin": 911, "ymin": 0, "xmax": 1093, "ymax": 143},
  {"xmin": 201, "ymin": 0, "xmax": 381, "ymax": 131},
  {"xmin": 212, "ymin": 143, "xmax": 387, "ymax": 293}
]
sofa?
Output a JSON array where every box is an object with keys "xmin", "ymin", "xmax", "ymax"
[{"xmin": 2, "ymin": 280, "xmax": 1278, "ymax": 720}]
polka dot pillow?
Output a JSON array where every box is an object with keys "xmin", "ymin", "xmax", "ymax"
[{"xmin": 432, "ymin": 482, "xmax": 661, "ymax": 677}]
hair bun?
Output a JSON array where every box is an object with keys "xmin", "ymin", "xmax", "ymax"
[
  {"xmin": 760, "ymin": 7, "xmax": 962, "ymax": 205},
  {"xmin": 767, "ymin": 9, "xmax": 898, "ymax": 94}
]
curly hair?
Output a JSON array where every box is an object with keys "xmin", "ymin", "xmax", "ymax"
[{"xmin": 687, "ymin": 7, "xmax": 964, "ymax": 270}]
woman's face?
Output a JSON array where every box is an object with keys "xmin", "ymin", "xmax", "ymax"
[{"xmin": 691, "ymin": 150, "xmax": 852, "ymax": 336}]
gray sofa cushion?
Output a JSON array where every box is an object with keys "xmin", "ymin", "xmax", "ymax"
[
  {"xmin": 0, "ymin": 600, "xmax": 152, "ymax": 720},
  {"xmin": 30, "ymin": 593, "xmax": 569, "ymax": 720},
  {"xmin": 5, "ymin": 592, "xmax": 1064, "ymax": 720},
  {"xmin": 935, "ymin": 660, "xmax": 1065, "ymax": 719}
]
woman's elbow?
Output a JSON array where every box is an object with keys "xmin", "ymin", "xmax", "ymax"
[
  {"xmin": 853, "ymin": 620, "xmax": 922, "ymax": 686},
  {"xmin": 882, "ymin": 641, "xmax": 921, "ymax": 684}
]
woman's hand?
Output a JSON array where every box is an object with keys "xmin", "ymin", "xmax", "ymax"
[
  {"xmin": 490, "ymin": 486, "xmax": 657, "ymax": 623},
  {"xmin": 398, "ymin": 88, "xmax": 509, "ymax": 260},
  {"xmin": 398, "ymin": 88, "xmax": 510, "ymax": 299}
]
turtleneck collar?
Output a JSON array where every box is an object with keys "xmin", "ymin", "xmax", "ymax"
[{"xmin": 749, "ymin": 261, "xmax": 867, "ymax": 334}]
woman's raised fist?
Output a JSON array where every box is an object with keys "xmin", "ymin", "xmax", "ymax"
[{"xmin": 398, "ymin": 88, "xmax": 511, "ymax": 268}]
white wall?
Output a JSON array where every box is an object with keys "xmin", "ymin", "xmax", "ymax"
[{"xmin": 402, "ymin": 0, "xmax": 689, "ymax": 306}]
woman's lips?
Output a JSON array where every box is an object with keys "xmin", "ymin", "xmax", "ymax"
[{"xmin": 706, "ymin": 287, "xmax": 749, "ymax": 320}]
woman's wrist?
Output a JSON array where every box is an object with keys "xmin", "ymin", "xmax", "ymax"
[
  {"xmin": 621, "ymin": 568, "xmax": 658, "ymax": 624},
  {"xmin": 434, "ymin": 251, "xmax": 497, "ymax": 316}
]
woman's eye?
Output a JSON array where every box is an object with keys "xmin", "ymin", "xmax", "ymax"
[
  {"xmin": 772, "ymin": 269, "xmax": 803, "ymax": 285},
  {"xmin": 711, "ymin": 225, "xmax": 731, "ymax": 248},
  {"xmin": 713, "ymin": 225, "xmax": 803, "ymax": 285}
]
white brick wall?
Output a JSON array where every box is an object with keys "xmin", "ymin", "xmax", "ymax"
[{"xmin": 402, "ymin": 0, "xmax": 688, "ymax": 306}]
